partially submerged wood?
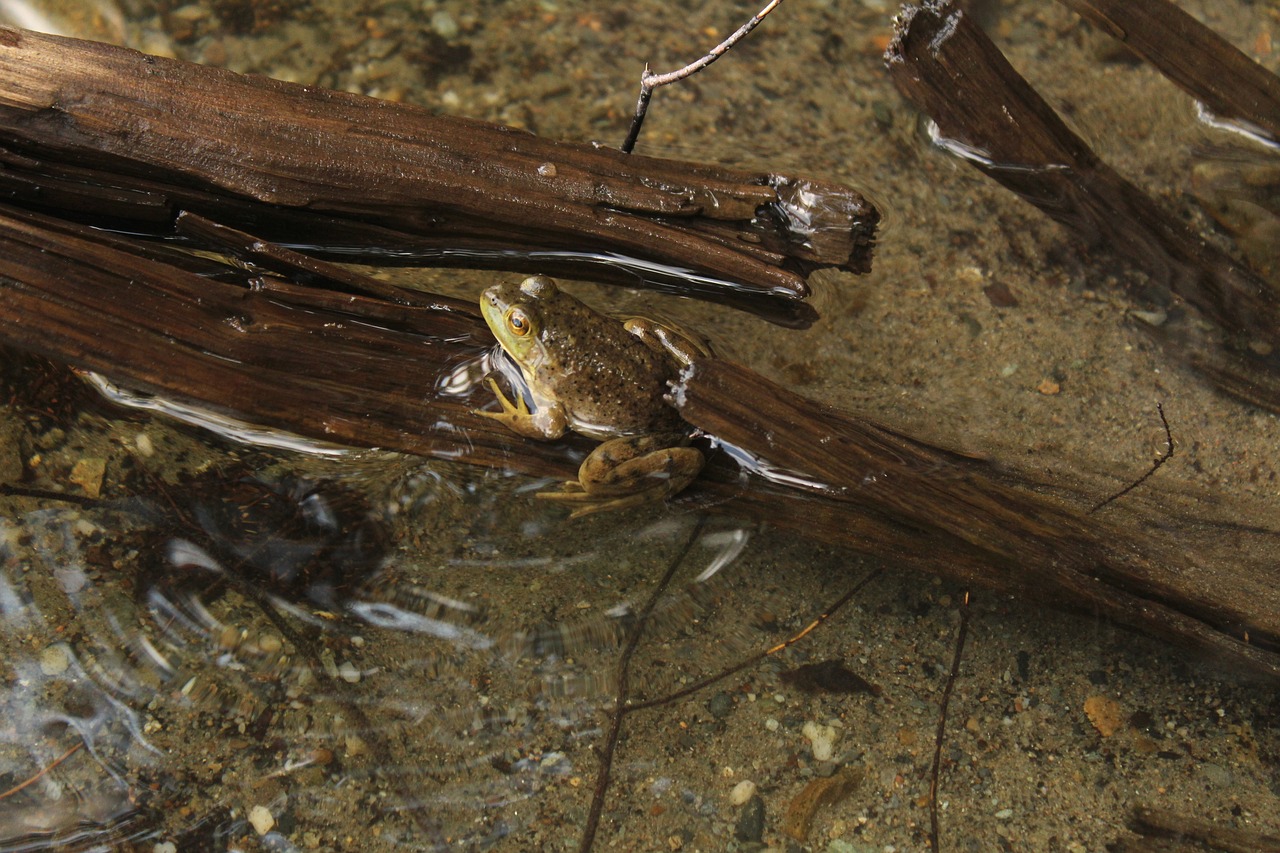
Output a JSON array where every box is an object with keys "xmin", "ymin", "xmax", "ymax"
[
  {"xmin": 1059, "ymin": 0, "xmax": 1280, "ymax": 146},
  {"xmin": 674, "ymin": 358, "xmax": 1280, "ymax": 679},
  {"xmin": 885, "ymin": 1, "xmax": 1280, "ymax": 411},
  {"xmin": 3, "ymin": 208, "xmax": 1278, "ymax": 678},
  {"xmin": 0, "ymin": 204, "xmax": 581, "ymax": 476},
  {"xmin": 0, "ymin": 25, "xmax": 877, "ymax": 323}
]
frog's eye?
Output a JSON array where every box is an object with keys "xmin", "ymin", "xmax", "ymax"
[{"xmin": 506, "ymin": 307, "xmax": 532, "ymax": 337}]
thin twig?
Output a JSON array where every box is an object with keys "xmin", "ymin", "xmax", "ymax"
[
  {"xmin": 929, "ymin": 590, "xmax": 972, "ymax": 853},
  {"xmin": 578, "ymin": 515, "xmax": 707, "ymax": 853},
  {"xmin": 625, "ymin": 565, "xmax": 882, "ymax": 713},
  {"xmin": 620, "ymin": 0, "xmax": 785, "ymax": 153},
  {"xmin": 0, "ymin": 742, "xmax": 84, "ymax": 801},
  {"xmin": 1091, "ymin": 402, "xmax": 1174, "ymax": 513}
]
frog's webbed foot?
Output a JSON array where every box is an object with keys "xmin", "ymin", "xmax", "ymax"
[
  {"xmin": 537, "ymin": 435, "xmax": 703, "ymax": 519},
  {"xmin": 474, "ymin": 378, "xmax": 566, "ymax": 440},
  {"xmin": 474, "ymin": 377, "xmax": 527, "ymax": 426}
]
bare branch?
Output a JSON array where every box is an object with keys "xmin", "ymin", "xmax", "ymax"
[{"xmin": 621, "ymin": 0, "xmax": 784, "ymax": 153}]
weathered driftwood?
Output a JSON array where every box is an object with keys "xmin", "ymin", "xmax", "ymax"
[
  {"xmin": 1059, "ymin": 0, "xmax": 1280, "ymax": 146},
  {"xmin": 0, "ymin": 26, "xmax": 877, "ymax": 324},
  {"xmin": 1119, "ymin": 805, "xmax": 1280, "ymax": 853},
  {"xmin": 675, "ymin": 358, "xmax": 1280, "ymax": 679},
  {"xmin": 2, "ymin": 208, "xmax": 1277, "ymax": 678},
  {"xmin": 885, "ymin": 1, "xmax": 1280, "ymax": 411},
  {"xmin": 0, "ymin": 204, "xmax": 583, "ymax": 476}
]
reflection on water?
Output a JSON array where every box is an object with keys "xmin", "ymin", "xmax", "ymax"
[
  {"xmin": 0, "ymin": 444, "xmax": 777, "ymax": 849},
  {"xmin": 3, "ymin": 0, "xmax": 1280, "ymax": 848}
]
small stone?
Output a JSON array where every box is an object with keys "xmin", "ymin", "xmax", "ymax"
[
  {"xmin": 994, "ymin": 808, "xmax": 1014, "ymax": 820},
  {"xmin": 1084, "ymin": 695, "xmax": 1123, "ymax": 737},
  {"xmin": 430, "ymin": 10, "xmax": 459, "ymax": 39},
  {"xmin": 69, "ymin": 457, "xmax": 107, "ymax": 498},
  {"xmin": 247, "ymin": 804, "xmax": 274, "ymax": 835},
  {"xmin": 707, "ymin": 691, "xmax": 733, "ymax": 719},
  {"xmin": 802, "ymin": 721, "xmax": 839, "ymax": 762},
  {"xmin": 729, "ymin": 779, "xmax": 757, "ymax": 806},
  {"xmin": 345, "ymin": 735, "xmax": 368, "ymax": 757},
  {"xmin": 734, "ymin": 794, "xmax": 765, "ymax": 842},
  {"xmin": 338, "ymin": 661, "xmax": 361, "ymax": 683},
  {"xmin": 1037, "ymin": 378, "xmax": 1061, "ymax": 395},
  {"xmin": 39, "ymin": 644, "xmax": 71, "ymax": 676},
  {"xmin": 134, "ymin": 432, "xmax": 154, "ymax": 457}
]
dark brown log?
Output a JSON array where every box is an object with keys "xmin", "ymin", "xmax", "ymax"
[
  {"xmin": 0, "ymin": 25, "xmax": 877, "ymax": 322},
  {"xmin": 1128, "ymin": 805, "xmax": 1280, "ymax": 853},
  {"xmin": 3, "ymin": 205, "xmax": 1277, "ymax": 680},
  {"xmin": 0, "ymin": 204, "xmax": 583, "ymax": 477},
  {"xmin": 884, "ymin": 1, "xmax": 1280, "ymax": 410},
  {"xmin": 1059, "ymin": 0, "xmax": 1280, "ymax": 146},
  {"xmin": 674, "ymin": 357, "xmax": 1280, "ymax": 679}
]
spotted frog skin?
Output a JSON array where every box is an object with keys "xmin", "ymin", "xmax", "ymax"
[{"xmin": 476, "ymin": 275, "xmax": 709, "ymax": 517}]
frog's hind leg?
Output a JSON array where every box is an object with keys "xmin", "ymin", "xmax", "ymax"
[{"xmin": 536, "ymin": 434, "xmax": 703, "ymax": 518}]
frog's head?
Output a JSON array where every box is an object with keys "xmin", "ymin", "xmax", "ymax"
[{"xmin": 480, "ymin": 275, "xmax": 559, "ymax": 368}]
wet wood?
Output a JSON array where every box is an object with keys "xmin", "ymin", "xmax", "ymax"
[
  {"xmin": 674, "ymin": 358, "xmax": 1280, "ymax": 680},
  {"xmin": 1124, "ymin": 805, "xmax": 1280, "ymax": 853},
  {"xmin": 0, "ymin": 25, "xmax": 876, "ymax": 323},
  {"xmin": 1059, "ymin": 0, "xmax": 1280, "ymax": 146},
  {"xmin": 884, "ymin": 1, "xmax": 1280, "ymax": 411},
  {"xmin": 3, "ymin": 206, "xmax": 1278, "ymax": 678},
  {"xmin": 0, "ymin": 204, "xmax": 583, "ymax": 477}
]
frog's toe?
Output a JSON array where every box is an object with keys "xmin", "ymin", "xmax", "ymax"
[{"xmin": 536, "ymin": 488, "xmax": 669, "ymax": 519}]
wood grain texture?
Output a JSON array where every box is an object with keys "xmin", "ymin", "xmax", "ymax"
[
  {"xmin": 0, "ymin": 25, "xmax": 877, "ymax": 317},
  {"xmin": 885, "ymin": 1, "xmax": 1280, "ymax": 410}
]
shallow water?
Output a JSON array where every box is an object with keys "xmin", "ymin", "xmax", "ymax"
[{"xmin": 1, "ymin": 0, "xmax": 1278, "ymax": 850}]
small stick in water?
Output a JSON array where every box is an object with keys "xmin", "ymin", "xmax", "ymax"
[{"xmin": 620, "ymin": 0, "xmax": 785, "ymax": 153}]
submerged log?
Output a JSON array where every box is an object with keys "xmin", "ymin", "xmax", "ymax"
[
  {"xmin": 674, "ymin": 358, "xmax": 1280, "ymax": 679},
  {"xmin": 885, "ymin": 1, "xmax": 1280, "ymax": 411},
  {"xmin": 1058, "ymin": 0, "xmax": 1280, "ymax": 146},
  {"xmin": 0, "ymin": 25, "xmax": 877, "ymax": 323},
  {"xmin": 2, "ymin": 208, "xmax": 1277, "ymax": 679},
  {"xmin": 0, "ymin": 204, "xmax": 581, "ymax": 475}
]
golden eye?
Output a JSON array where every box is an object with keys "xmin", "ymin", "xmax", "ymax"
[{"xmin": 506, "ymin": 308, "xmax": 531, "ymax": 337}]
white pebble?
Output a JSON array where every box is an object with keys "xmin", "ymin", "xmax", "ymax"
[
  {"xmin": 802, "ymin": 721, "xmax": 839, "ymax": 762},
  {"xmin": 338, "ymin": 661, "xmax": 361, "ymax": 683},
  {"xmin": 247, "ymin": 804, "xmax": 274, "ymax": 835},
  {"xmin": 431, "ymin": 10, "xmax": 458, "ymax": 39},
  {"xmin": 39, "ymin": 644, "xmax": 71, "ymax": 676},
  {"xmin": 729, "ymin": 780, "xmax": 757, "ymax": 806},
  {"xmin": 135, "ymin": 432, "xmax": 154, "ymax": 457}
]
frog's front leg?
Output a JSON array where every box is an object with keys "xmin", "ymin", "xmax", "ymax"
[
  {"xmin": 539, "ymin": 433, "xmax": 704, "ymax": 517},
  {"xmin": 475, "ymin": 377, "xmax": 568, "ymax": 440}
]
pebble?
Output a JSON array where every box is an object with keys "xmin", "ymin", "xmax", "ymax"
[
  {"xmin": 69, "ymin": 457, "xmax": 106, "ymax": 498},
  {"xmin": 802, "ymin": 721, "xmax": 839, "ymax": 762},
  {"xmin": 247, "ymin": 804, "xmax": 274, "ymax": 835},
  {"xmin": 707, "ymin": 691, "xmax": 733, "ymax": 719},
  {"xmin": 431, "ymin": 10, "xmax": 459, "ymax": 39},
  {"xmin": 134, "ymin": 432, "xmax": 154, "ymax": 457},
  {"xmin": 338, "ymin": 661, "xmax": 361, "ymax": 683},
  {"xmin": 734, "ymin": 793, "xmax": 765, "ymax": 842},
  {"xmin": 729, "ymin": 779, "xmax": 757, "ymax": 806},
  {"xmin": 39, "ymin": 644, "xmax": 71, "ymax": 676}
]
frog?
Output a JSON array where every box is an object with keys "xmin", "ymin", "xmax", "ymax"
[{"xmin": 475, "ymin": 275, "xmax": 711, "ymax": 517}]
